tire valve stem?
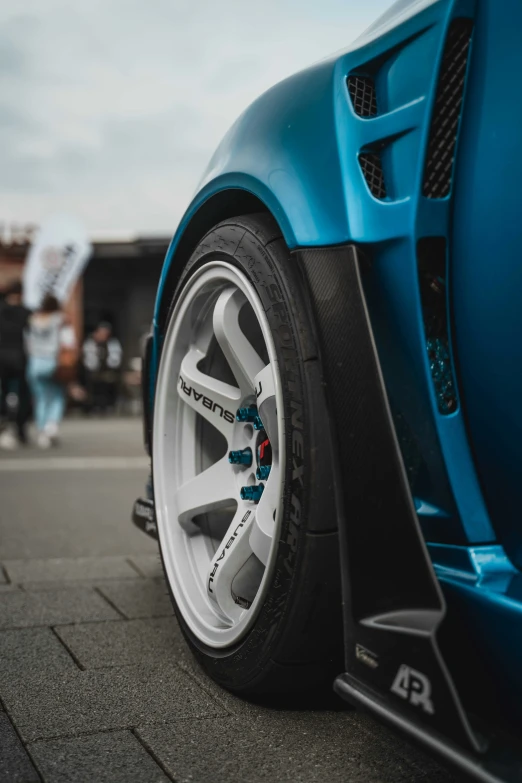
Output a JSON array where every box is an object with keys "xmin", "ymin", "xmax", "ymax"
[
  {"xmin": 236, "ymin": 406, "xmax": 258, "ymax": 423},
  {"xmin": 240, "ymin": 484, "xmax": 265, "ymax": 503},
  {"xmin": 256, "ymin": 465, "xmax": 271, "ymax": 480},
  {"xmin": 253, "ymin": 415, "xmax": 264, "ymax": 430},
  {"xmin": 228, "ymin": 447, "xmax": 253, "ymax": 467}
]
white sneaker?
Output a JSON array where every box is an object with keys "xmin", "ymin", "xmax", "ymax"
[
  {"xmin": 44, "ymin": 422, "xmax": 59, "ymax": 445},
  {"xmin": 37, "ymin": 432, "xmax": 51, "ymax": 449},
  {"xmin": 0, "ymin": 429, "xmax": 18, "ymax": 450}
]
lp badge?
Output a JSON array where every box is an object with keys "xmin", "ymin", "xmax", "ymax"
[{"xmin": 391, "ymin": 664, "xmax": 434, "ymax": 715}]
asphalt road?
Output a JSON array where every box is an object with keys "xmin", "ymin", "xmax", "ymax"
[{"xmin": 0, "ymin": 418, "xmax": 459, "ymax": 783}]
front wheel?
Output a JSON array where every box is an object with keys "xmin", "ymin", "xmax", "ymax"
[{"xmin": 153, "ymin": 213, "xmax": 342, "ymax": 694}]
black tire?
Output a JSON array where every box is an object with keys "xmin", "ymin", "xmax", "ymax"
[{"xmin": 155, "ymin": 213, "xmax": 343, "ymax": 694}]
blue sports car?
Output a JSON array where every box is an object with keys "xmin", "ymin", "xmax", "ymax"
[{"xmin": 133, "ymin": 1, "xmax": 522, "ymax": 779}]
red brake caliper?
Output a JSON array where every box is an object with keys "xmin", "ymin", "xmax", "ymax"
[{"xmin": 257, "ymin": 437, "xmax": 272, "ymax": 480}]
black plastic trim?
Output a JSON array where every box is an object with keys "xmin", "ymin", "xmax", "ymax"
[{"xmin": 296, "ymin": 245, "xmax": 482, "ymax": 754}]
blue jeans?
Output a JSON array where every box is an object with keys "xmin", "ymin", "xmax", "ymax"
[{"xmin": 27, "ymin": 357, "xmax": 65, "ymax": 431}]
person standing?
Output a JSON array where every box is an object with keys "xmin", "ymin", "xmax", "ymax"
[
  {"xmin": 26, "ymin": 294, "xmax": 75, "ymax": 448},
  {"xmin": 0, "ymin": 281, "xmax": 31, "ymax": 448},
  {"xmin": 82, "ymin": 322, "xmax": 122, "ymax": 413}
]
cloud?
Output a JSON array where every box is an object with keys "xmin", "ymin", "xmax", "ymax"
[{"xmin": 0, "ymin": 0, "xmax": 394, "ymax": 235}]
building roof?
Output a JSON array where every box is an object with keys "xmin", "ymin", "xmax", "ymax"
[{"xmin": 0, "ymin": 235, "xmax": 171, "ymax": 262}]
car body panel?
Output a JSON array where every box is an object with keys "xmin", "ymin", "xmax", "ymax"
[
  {"xmin": 451, "ymin": 0, "xmax": 522, "ymax": 571},
  {"xmin": 141, "ymin": 0, "xmax": 522, "ymax": 777},
  {"xmin": 153, "ymin": 0, "xmax": 492, "ymax": 548}
]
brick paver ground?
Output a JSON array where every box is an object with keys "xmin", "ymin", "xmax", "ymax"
[{"xmin": 0, "ymin": 419, "xmax": 459, "ymax": 782}]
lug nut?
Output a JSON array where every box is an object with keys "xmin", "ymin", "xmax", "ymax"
[
  {"xmin": 256, "ymin": 465, "xmax": 271, "ymax": 480},
  {"xmin": 240, "ymin": 484, "xmax": 265, "ymax": 503},
  {"xmin": 228, "ymin": 447, "xmax": 253, "ymax": 467},
  {"xmin": 236, "ymin": 406, "xmax": 258, "ymax": 423}
]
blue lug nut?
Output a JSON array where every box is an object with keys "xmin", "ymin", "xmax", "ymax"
[
  {"xmin": 240, "ymin": 484, "xmax": 265, "ymax": 503},
  {"xmin": 236, "ymin": 406, "xmax": 258, "ymax": 423},
  {"xmin": 228, "ymin": 447, "xmax": 253, "ymax": 467},
  {"xmin": 256, "ymin": 465, "xmax": 271, "ymax": 480}
]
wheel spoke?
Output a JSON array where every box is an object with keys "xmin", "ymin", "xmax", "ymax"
[
  {"xmin": 179, "ymin": 348, "xmax": 240, "ymax": 439},
  {"xmin": 207, "ymin": 503, "xmax": 256, "ymax": 621},
  {"xmin": 249, "ymin": 473, "xmax": 277, "ymax": 566},
  {"xmin": 213, "ymin": 287, "xmax": 265, "ymax": 394},
  {"xmin": 175, "ymin": 457, "xmax": 236, "ymax": 528}
]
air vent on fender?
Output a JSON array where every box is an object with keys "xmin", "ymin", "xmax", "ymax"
[
  {"xmin": 422, "ymin": 18, "xmax": 473, "ymax": 199},
  {"xmin": 417, "ymin": 237, "xmax": 457, "ymax": 414},
  {"xmin": 359, "ymin": 151, "xmax": 386, "ymax": 199},
  {"xmin": 347, "ymin": 75, "xmax": 377, "ymax": 117}
]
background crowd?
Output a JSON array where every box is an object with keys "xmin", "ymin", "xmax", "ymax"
[{"xmin": 0, "ymin": 280, "xmax": 124, "ymax": 450}]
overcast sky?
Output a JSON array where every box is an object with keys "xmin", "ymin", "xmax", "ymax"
[{"xmin": 1, "ymin": 0, "xmax": 394, "ymax": 237}]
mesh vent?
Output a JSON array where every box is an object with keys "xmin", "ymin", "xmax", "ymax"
[
  {"xmin": 422, "ymin": 19, "xmax": 473, "ymax": 198},
  {"xmin": 347, "ymin": 75, "xmax": 377, "ymax": 117},
  {"xmin": 418, "ymin": 238, "xmax": 457, "ymax": 414},
  {"xmin": 359, "ymin": 152, "xmax": 386, "ymax": 199}
]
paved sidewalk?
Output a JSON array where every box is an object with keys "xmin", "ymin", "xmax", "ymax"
[{"xmin": 0, "ymin": 419, "xmax": 459, "ymax": 782}]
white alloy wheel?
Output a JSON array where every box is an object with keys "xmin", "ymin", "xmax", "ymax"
[{"xmin": 153, "ymin": 261, "xmax": 285, "ymax": 649}]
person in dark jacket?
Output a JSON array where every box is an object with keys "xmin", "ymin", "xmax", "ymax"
[
  {"xmin": 0, "ymin": 281, "xmax": 31, "ymax": 447},
  {"xmin": 82, "ymin": 322, "xmax": 122, "ymax": 413}
]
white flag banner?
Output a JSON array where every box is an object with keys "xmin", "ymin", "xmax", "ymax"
[{"xmin": 23, "ymin": 214, "xmax": 92, "ymax": 310}]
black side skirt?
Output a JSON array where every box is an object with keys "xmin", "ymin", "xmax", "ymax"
[{"xmin": 295, "ymin": 246, "xmax": 514, "ymax": 780}]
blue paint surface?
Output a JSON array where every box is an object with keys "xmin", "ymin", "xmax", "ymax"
[{"xmin": 148, "ymin": 0, "xmax": 522, "ymax": 728}]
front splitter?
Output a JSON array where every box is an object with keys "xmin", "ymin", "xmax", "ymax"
[{"xmin": 334, "ymin": 673, "xmax": 520, "ymax": 783}]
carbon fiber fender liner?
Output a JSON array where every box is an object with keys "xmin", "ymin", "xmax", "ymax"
[
  {"xmin": 296, "ymin": 246, "xmax": 483, "ymax": 755},
  {"xmin": 142, "ymin": 332, "xmax": 153, "ymax": 456}
]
